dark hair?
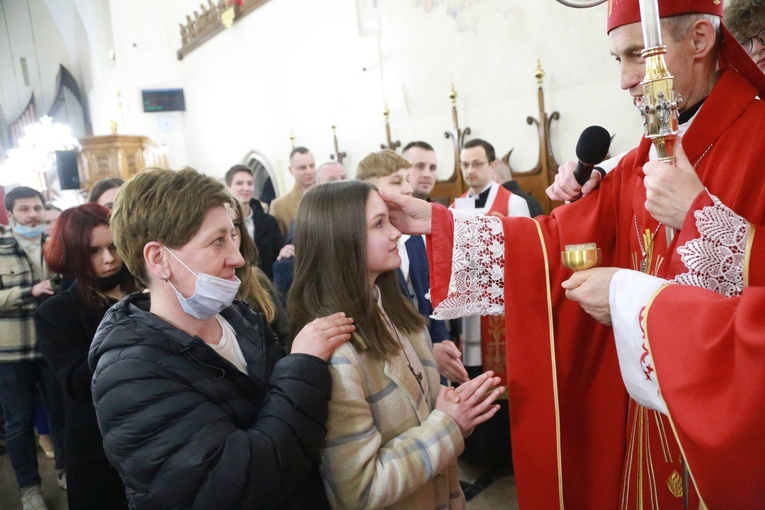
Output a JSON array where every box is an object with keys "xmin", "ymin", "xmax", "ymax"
[
  {"xmin": 289, "ymin": 146, "xmax": 310, "ymax": 161},
  {"xmin": 402, "ymin": 141, "xmax": 435, "ymax": 153},
  {"xmin": 224, "ymin": 164, "xmax": 253, "ymax": 187},
  {"xmin": 288, "ymin": 180, "xmax": 423, "ymax": 360},
  {"xmin": 44, "ymin": 203, "xmax": 62, "ymax": 213},
  {"xmin": 5, "ymin": 186, "xmax": 44, "ymax": 212},
  {"xmin": 725, "ymin": 0, "xmax": 765, "ymax": 40},
  {"xmin": 463, "ymin": 138, "xmax": 496, "ymax": 163},
  {"xmin": 45, "ymin": 203, "xmax": 135, "ymax": 306},
  {"xmin": 87, "ymin": 178, "xmax": 124, "ymax": 203}
]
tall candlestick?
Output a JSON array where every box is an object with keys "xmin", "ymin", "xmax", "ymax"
[{"xmin": 638, "ymin": 0, "xmax": 662, "ymax": 49}]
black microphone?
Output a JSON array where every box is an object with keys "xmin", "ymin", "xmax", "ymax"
[{"xmin": 574, "ymin": 125, "xmax": 611, "ymax": 186}]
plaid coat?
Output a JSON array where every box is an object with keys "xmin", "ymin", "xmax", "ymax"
[
  {"xmin": 321, "ymin": 327, "xmax": 466, "ymax": 510},
  {"xmin": 0, "ymin": 230, "xmax": 46, "ymax": 362}
]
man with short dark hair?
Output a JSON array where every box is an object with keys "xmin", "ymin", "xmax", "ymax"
[
  {"xmin": 402, "ymin": 141, "xmax": 438, "ymax": 200},
  {"xmin": 450, "ymin": 140, "xmax": 530, "ymax": 474},
  {"xmin": 452, "ymin": 138, "xmax": 529, "ymax": 384},
  {"xmin": 225, "ymin": 165, "xmax": 283, "ymax": 280},
  {"xmin": 269, "ymin": 147, "xmax": 316, "ymax": 236},
  {"xmin": 0, "ymin": 186, "xmax": 66, "ymax": 510}
]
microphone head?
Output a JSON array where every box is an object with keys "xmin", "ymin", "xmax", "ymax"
[{"xmin": 576, "ymin": 125, "xmax": 611, "ymax": 165}]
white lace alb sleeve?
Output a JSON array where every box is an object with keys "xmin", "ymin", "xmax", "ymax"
[
  {"xmin": 430, "ymin": 209, "xmax": 505, "ymax": 320},
  {"xmin": 673, "ymin": 193, "xmax": 750, "ymax": 297},
  {"xmin": 610, "ymin": 269, "xmax": 668, "ymax": 414}
]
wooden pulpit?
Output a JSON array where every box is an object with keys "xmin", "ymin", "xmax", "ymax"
[{"xmin": 78, "ymin": 135, "xmax": 168, "ymax": 191}]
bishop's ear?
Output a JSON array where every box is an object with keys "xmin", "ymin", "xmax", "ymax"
[{"xmin": 689, "ymin": 18, "xmax": 717, "ymax": 58}]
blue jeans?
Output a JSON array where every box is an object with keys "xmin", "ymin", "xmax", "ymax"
[{"xmin": 0, "ymin": 359, "xmax": 65, "ymax": 488}]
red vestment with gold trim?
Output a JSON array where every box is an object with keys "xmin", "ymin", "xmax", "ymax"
[{"xmin": 428, "ymin": 67, "xmax": 765, "ymax": 509}]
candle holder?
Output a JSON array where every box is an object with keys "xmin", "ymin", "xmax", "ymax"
[{"xmin": 561, "ymin": 243, "xmax": 601, "ymax": 272}]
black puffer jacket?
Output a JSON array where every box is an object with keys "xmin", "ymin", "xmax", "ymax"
[{"xmin": 89, "ymin": 293, "xmax": 331, "ymax": 510}]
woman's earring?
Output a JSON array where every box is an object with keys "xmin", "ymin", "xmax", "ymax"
[{"xmin": 162, "ymin": 274, "xmax": 169, "ymax": 282}]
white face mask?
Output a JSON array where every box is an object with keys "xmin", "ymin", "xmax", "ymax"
[
  {"xmin": 14, "ymin": 223, "xmax": 45, "ymax": 239},
  {"xmin": 163, "ymin": 247, "xmax": 241, "ymax": 320}
]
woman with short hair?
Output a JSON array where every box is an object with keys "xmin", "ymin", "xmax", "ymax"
[{"xmin": 89, "ymin": 168, "xmax": 354, "ymax": 509}]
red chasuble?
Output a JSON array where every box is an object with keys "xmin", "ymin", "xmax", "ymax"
[
  {"xmin": 428, "ymin": 67, "xmax": 765, "ymax": 509},
  {"xmin": 644, "ymin": 285, "xmax": 765, "ymax": 509},
  {"xmin": 642, "ymin": 217, "xmax": 765, "ymax": 509}
]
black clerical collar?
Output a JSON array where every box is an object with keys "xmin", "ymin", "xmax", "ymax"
[
  {"xmin": 472, "ymin": 186, "xmax": 492, "ymax": 209},
  {"xmin": 679, "ymin": 97, "xmax": 706, "ymax": 125}
]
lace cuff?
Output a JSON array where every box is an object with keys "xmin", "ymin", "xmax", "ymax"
[
  {"xmin": 431, "ymin": 210, "xmax": 505, "ymax": 319},
  {"xmin": 673, "ymin": 192, "xmax": 750, "ymax": 297}
]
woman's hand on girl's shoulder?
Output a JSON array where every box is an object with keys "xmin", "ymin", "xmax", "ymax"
[
  {"xmin": 291, "ymin": 312, "xmax": 355, "ymax": 361},
  {"xmin": 435, "ymin": 371, "xmax": 505, "ymax": 436}
]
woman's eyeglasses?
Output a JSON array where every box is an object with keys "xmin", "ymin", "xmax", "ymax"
[{"xmin": 738, "ymin": 27, "xmax": 765, "ymax": 55}]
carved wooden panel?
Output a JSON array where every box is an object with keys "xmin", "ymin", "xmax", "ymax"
[
  {"xmin": 78, "ymin": 135, "xmax": 168, "ymax": 191},
  {"xmin": 430, "ymin": 84, "xmax": 469, "ymax": 206},
  {"xmin": 505, "ymin": 61, "xmax": 562, "ymax": 215},
  {"xmin": 177, "ymin": 0, "xmax": 272, "ymax": 60}
]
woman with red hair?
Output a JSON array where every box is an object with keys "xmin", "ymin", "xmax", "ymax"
[{"xmin": 34, "ymin": 203, "xmax": 134, "ymax": 510}]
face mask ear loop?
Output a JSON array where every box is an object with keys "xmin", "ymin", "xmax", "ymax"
[{"xmin": 163, "ymin": 246, "xmax": 198, "ymax": 277}]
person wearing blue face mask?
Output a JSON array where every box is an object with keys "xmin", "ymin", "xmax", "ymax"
[
  {"xmin": 0, "ymin": 186, "xmax": 67, "ymax": 510},
  {"xmin": 89, "ymin": 168, "xmax": 356, "ymax": 510}
]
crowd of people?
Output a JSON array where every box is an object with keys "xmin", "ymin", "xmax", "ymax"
[{"xmin": 0, "ymin": 0, "xmax": 763, "ymax": 509}]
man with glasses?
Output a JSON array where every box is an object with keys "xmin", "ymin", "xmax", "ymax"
[
  {"xmin": 453, "ymin": 139, "xmax": 529, "ymax": 384},
  {"xmin": 449, "ymin": 139, "xmax": 529, "ymax": 475},
  {"xmin": 726, "ymin": 0, "xmax": 765, "ymax": 74}
]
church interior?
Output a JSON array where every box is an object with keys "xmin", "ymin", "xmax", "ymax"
[
  {"xmin": 0, "ymin": 0, "xmax": 642, "ymax": 209},
  {"xmin": 0, "ymin": 1, "xmax": 664, "ymax": 509}
]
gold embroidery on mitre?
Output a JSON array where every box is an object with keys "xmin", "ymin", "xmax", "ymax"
[{"xmin": 667, "ymin": 470, "xmax": 684, "ymax": 498}]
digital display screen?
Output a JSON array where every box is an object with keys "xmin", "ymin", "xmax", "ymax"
[{"xmin": 142, "ymin": 89, "xmax": 186, "ymax": 112}]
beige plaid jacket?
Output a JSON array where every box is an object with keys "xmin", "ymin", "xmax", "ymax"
[{"xmin": 321, "ymin": 328, "xmax": 466, "ymax": 510}]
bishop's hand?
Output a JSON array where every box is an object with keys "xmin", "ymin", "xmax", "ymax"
[
  {"xmin": 562, "ymin": 267, "xmax": 620, "ymax": 325},
  {"xmin": 643, "ymin": 137, "xmax": 704, "ymax": 230},
  {"xmin": 546, "ymin": 160, "xmax": 602, "ymax": 203},
  {"xmin": 379, "ymin": 189, "xmax": 432, "ymax": 235}
]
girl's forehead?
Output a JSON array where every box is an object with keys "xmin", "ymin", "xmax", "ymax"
[{"xmin": 366, "ymin": 191, "xmax": 388, "ymax": 215}]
